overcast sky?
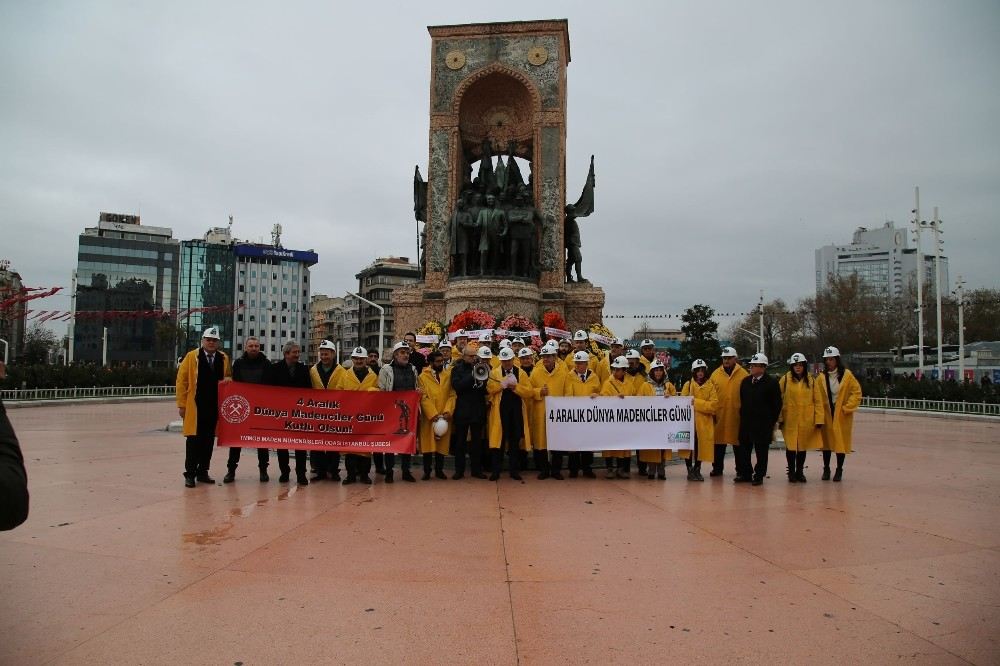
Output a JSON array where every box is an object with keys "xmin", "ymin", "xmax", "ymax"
[{"xmin": 2, "ymin": 1, "xmax": 998, "ymax": 340}]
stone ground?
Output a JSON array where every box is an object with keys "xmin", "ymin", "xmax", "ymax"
[{"xmin": 1, "ymin": 401, "xmax": 998, "ymax": 665}]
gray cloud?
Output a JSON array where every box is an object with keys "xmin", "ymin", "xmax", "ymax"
[{"xmin": 1, "ymin": 1, "xmax": 998, "ymax": 340}]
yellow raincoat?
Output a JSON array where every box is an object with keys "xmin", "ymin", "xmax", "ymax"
[
  {"xmin": 175, "ymin": 348, "xmax": 232, "ymax": 437},
  {"xmin": 335, "ymin": 366, "xmax": 379, "ymax": 458},
  {"xmin": 309, "ymin": 363, "xmax": 345, "ymax": 390},
  {"xmin": 566, "ymin": 352, "xmax": 608, "ymax": 384},
  {"xmin": 815, "ymin": 369, "xmax": 862, "ymax": 454},
  {"xmin": 778, "ymin": 372, "xmax": 824, "ymax": 452},
  {"xmin": 486, "ymin": 365, "xmax": 535, "ymax": 450},
  {"xmin": 526, "ymin": 361, "xmax": 567, "ymax": 451},
  {"xmin": 638, "ymin": 378, "xmax": 677, "ymax": 464},
  {"xmin": 679, "ymin": 378, "xmax": 719, "ymax": 463},
  {"xmin": 710, "ymin": 364, "xmax": 748, "ymax": 445},
  {"xmin": 418, "ymin": 366, "xmax": 456, "ymax": 454}
]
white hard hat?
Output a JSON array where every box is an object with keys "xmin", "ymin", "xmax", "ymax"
[
  {"xmin": 454, "ymin": 328, "xmax": 468, "ymax": 338},
  {"xmin": 517, "ymin": 347, "xmax": 534, "ymax": 358},
  {"xmin": 498, "ymin": 347, "xmax": 515, "ymax": 361},
  {"xmin": 499, "ymin": 339, "xmax": 512, "ymax": 349},
  {"xmin": 788, "ymin": 352, "xmax": 807, "ymax": 364},
  {"xmin": 391, "ymin": 341, "xmax": 411, "ymax": 354},
  {"xmin": 433, "ymin": 417, "xmax": 449, "ymax": 438},
  {"xmin": 478, "ymin": 332, "xmax": 492, "ymax": 343},
  {"xmin": 438, "ymin": 339, "xmax": 452, "ymax": 349},
  {"xmin": 640, "ymin": 338, "xmax": 655, "ymax": 348},
  {"xmin": 572, "ymin": 350, "xmax": 590, "ymax": 363},
  {"xmin": 611, "ymin": 337, "xmax": 623, "ymax": 346},
  {"xmin": 202, "ymin": 326, "xmax": 221, "ymax": 340},
  {"xmin": 511, "ymin": 337, "xmax": 525, "ymax": 346},
  {"xmin": 319, "ymin": 340, "xmax": 336, "ymax": 351},
  {"xmin": 611, "ymin": 356, "xmax": 629, "ymax": 369},
  {"xmin": 749, "ymin": 353, "xmax": 769, "ymax": 365},
  {"xmin": 823, "ymin": 346, "xmax": 840, "ymax": 358},
  {"xmin": 625, "ymin": 349, "xmax": 641, "ymax": 360},
  {"xmin": 477, "ymin": 346, "xmax": 493, "ymax": 359},
  {"xmin": 573, "ymin": 329, "xmax": 588, "ymax": 341},
  {"xmin": 649, "ymin": 360, "xmax": 665, "ymax": 371},
  {"xmin": 691, "ymin": 359, "xmax": 708, "ymax": 371},
  {"xmin": 721, "ymin": 346, "xmax": 738, "ymax": 358},
  {"xmin": 540, "ymin": 345, "xmax": 558, "ymax": 356},
  {"xmin": 350, "ymin": 346, "xmax": 367, "ymax": 358}
]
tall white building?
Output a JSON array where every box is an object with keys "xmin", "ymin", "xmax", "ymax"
[
  {"xmin": 233, "ymin": 244, "xmax": 318, "ymax": 357},
  {"xmin": 815, "ymin": 221, "xmax": 948, "ymax": 299}
]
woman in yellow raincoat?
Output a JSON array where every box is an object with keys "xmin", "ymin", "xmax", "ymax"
[
  {"xmin": 680, "ymin": 359, "xmax": 719, "ymax": 482},
  {"xmin": 778, "ymin": 352, "xmax": 824, "ymax": 483},
  {"xmin": 418, "ymin": 350, "xmax": 456, "ymax": 480},
  {"xmin": 815, "ymin": 346, "xmax": 862, "ymax": 482},
  {"xmin": 485, "ymin": 347, "xmax": 535, "ymax": 480},
  {"xmin": 638, "ymin": 360, "xmax": 677, "ymax": 480},
  {"xmin": 600, "ymin": 355, "xmax": 648, "ymax": 479}
]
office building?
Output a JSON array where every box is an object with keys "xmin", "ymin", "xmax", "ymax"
[
  {"xmin": 355, "ymin": 257, "xmax": 420, "ymax": 357},
  {"xmin": 178, "ymin": 225, "xmax": 236, "ymax": 354},
  {"xmin": 308, "ymin": 293, "xmax": 341, "ymax": 359},
  {"xmin": 815, "ymin": 222, "xmax": 949, "ymax": 299},
  {"xmin": 73, "ymin": 213, "xmax": 179, "ymax": 365},
  {"xmin": 233, "ymin": 242, "xmax": 318, "ymax": 357}
]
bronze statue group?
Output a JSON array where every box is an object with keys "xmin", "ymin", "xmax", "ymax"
[{"xmin": 177, "ymin": 327, "xmax": 862, "ymax": 489}]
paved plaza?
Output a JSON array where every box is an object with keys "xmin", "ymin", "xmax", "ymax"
[{"xmin": 1, "ymin": 401, "xmax": 998, "ymax": 665}]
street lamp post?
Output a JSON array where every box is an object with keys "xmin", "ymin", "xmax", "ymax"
[
  {"xmin": 931, "ymin": 207, "xmax": 944, "ymax": 380},
  {"xmin": 953, "ymin": 276, "xmax": 966, "ymax": 383},
  {"xmin": 348, "ymin": 291, "xmax": 384, "ymax": 364},
  {"xmin": 911, "ymin": 187, "xmax": 925, "ymax": 378}
]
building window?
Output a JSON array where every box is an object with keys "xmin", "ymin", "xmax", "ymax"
[
  {"xmin": 237, "ymin": 314, "xmax": 244, "ymax": 322},
  {"xmin": 271, "ymin": 330, "xmax": 276, "ymax": 338},
  {"xmin": 271, "ymin": 315, "xmax": 277, "ymax": 323},
  {"xmin": 281, "ymin": 315, "xmax": 286, "ymax": 323},
  {"xmin": 239, "ymin": 285, "xmax": 244, "ymax": 292}
]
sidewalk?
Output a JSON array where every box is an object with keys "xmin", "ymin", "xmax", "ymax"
[{"xmin": 1, "ymin": 403, "xmax": 997, "ymax": 664}]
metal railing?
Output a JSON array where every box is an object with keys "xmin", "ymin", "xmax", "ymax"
[
  {"xmin": 861, "ymin": 396, "xmax": 1000, "ymax": 417},
  {"xmin": 1, "ymin": 385, "xmax": 175, "ymax": 402}
]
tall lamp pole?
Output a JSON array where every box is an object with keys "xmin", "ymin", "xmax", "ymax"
[
  {"xmin": 911, "ymin": 187, "xmax": 925, "ymax": 377},
  {"xmin": 931, "ymin": 207, "xmax": 944, "ymax": 379},
  {"xmin": 348, "ymin": 291, "xmax": 384, "ymax": 364},
  {"xmin": 953, "ymin": 276, "xmax": 966, "ymax": 383}
]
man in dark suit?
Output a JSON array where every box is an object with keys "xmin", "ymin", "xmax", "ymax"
[
  {"xmin": 737, "ymin": 353, "xmax": 783, "ymax": 486},
  {"xmin": 264, "ymin": 340, "xmax": 312, "ymax": 485}
]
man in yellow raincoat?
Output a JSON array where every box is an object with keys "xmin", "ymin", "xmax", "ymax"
[
  {"xmin": 563, "ymin": 349, "xmax": 601, "ymax": 478},
  {"xmin": 308, "ymin": 339, "xmax": 345, "ymax": 482},
  {"xmin": 710, "ymin": 346, "xmax": 748, "ymax": 477},
  {"xmin": 486, "ymin": 347, "xmax": 535, "ymax": 481},
  {"xmin": 526, "ymin": 343, "xmax": 566, "ymax": 479},
  {"xmin": 337, "ymin": 346, "xmax": 380, "ymax": 485},
  {"xmin": 418, "ymin": 350, "xmax": 455, "ymax": 480},
  {"xmin": 176, "ymin": 326, "xmax": 232, "ymax": 488},
  {"xmin": 600, "ymin": 355, "xmax": 645, "ymax": 479}
]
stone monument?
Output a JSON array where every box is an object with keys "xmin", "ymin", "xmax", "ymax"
[{"xmin": 393, "ymin": 19, "xmax": 606, "ymax": 336}]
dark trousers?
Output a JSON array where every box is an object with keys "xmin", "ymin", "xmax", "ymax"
[
  {"xmin": 822, "ymin": 450, "xmax": 846, "ymax": 470},
  {"xmin": 310, "ymin": 450, "xmax": 340, "ymax": 476},
  {"xmin": 184, "ymin": 434, "xmax": 215, "ymax": 479},
  {"xmin": 492, "ymin": 411, "xmax": 523, "ymax": 476},
  {"xmin": 344, "ymin": 454, "xmax": 371, "ymax": 479},
  {"xmin": 227, "ymin": 447, "xmax": 269, "ymax": 470},
  {"xmin": 736, "ymin": 439, "xmax": 770, "ymax": 479},
  {"xmin": 384, "ymin": 453, "xmax": 411, "ymax": 472},
  {"xmin": 373, "ymin": 452, "xmax": 385, "ymax": 474},
  {"xmin": 713, "ymin": 444, "xmax": 734, "ymax": 473},
  {"xmin": 451, "ymin": 421, "xmax": 485, "ymax": 476},
  {"xmin": 786, "ymin": 450, "xmax": 807, "ymax": 475},
  {"xmin": 422, "ymin": 452, "xmax": 445, "ymax": 473},
  {"xmin": 277, "ymin": 449, "xmax": 307, "ymax": 475},
  {"xmin": 568, "ymin": 452, "xmax": 594, "ymax": 473}
]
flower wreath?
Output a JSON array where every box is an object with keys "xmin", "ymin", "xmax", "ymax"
[
  {"xmin": 448, "ymin": 309, "xmax": 497, "ymax": 336},
  {"xmin": 498, "ymin": 314, "xmax": 542, "ymax": 350},
  {"xmin": 542, "ymin": 310, "xmax": 569, "ymax": 343},
  {"xmin": 416, "ymin": 319, "xmax": 446, "ymax": 355},
  {"xmin": 587, "ymin": 322, "xmax": 616, "ymax": 359}
]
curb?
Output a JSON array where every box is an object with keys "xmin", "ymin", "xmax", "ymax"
[
  {"xmin": 3, "ymin": 396, "xmax": 175, "ymax": 410},
  {"xmin": 859, "ymin": 407, "xmax": 1000, "ymax": 422}
]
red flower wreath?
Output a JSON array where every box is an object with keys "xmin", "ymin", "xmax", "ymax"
[{"xmin": 498, "ymin": 314, "xmax": 543, "ymax": 350}]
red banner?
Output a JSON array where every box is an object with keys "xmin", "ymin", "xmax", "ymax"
[{"xmin": 216, "ymin": 382, "xmax": 419, "ymax": 454}]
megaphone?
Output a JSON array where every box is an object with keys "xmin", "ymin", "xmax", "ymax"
[{"xmin": 473, "ymin": 363, "xmax": 491, "ymax": 382}]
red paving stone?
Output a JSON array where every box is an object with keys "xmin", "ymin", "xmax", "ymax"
[{"xmin": 1, "ymin": 401, "xmax": 997, "ymax": 665}]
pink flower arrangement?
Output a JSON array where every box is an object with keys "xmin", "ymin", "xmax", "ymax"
[{"xmin": 499, "ymin": 314, "xmax": 542, "ymax": 350}]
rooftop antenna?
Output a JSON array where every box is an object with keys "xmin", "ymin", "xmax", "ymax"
[
  {"xmin": 271, "ymin": 223, "xmax": 283, "ymax": 248},
  {"xmin": 228, "ymin": 214, "xmax": 234, "ymax": 228}
]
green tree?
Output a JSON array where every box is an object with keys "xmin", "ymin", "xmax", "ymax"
[
  {"xmin": 676, "ymin": 304, "xmax": 721, "ymax": 380},
  {"xmin": 21, "ymin": 322, "xmax": 59, "ymax": 364}
]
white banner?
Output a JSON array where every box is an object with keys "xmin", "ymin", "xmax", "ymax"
[
  {"xmin": 588, "ymin": 332, "xmax": 615, "ymax": 346},
  {"xmin": 415, "ymin": 334, "xmax": 440, "ymax": 344},
  {"xmin": 495, "ymin": 329, "xmax": 539, "ymax": 339},
  {"xmin": 449, "ymin": 328, "xmax": 494, "ymax": 340},
  {"xmin": 545, "ymin": 396, "xmax": 694, "ymax": 451},
  {"xmin": 544, "ymin": 327, "xmax": 571, "ymax": 339}
]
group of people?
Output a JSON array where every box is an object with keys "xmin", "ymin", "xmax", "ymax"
[{"xmin": 176, "ymin": 326, "xmax": 862, "ymax": 489}]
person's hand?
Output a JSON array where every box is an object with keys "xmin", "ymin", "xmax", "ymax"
[
  {"xmin": 815, "ymin": 423, "xmax": 823, "ymax": 429},
  {"xmin": 178, "ymin": 407, "xmax": 186, "ymax": 418},
  {"xmin": 590, "ymin": 394, "xmax": 598, "ymax": 400},
  {"xmin": 540, "ymin": 385, "xmax": 549, "ymax": 397},
  {"xmin": 221, "ymin": 377, "xmax": 232, "ymax": 384},
  {"xmin": 618, "ymin": 394, "xmax": 625, "ymax": 400},
  {"xmin": 440, "ymin": 411, "xmax": 451, "ymax": 421},
  {"xmin": 416, "ymin": 386, "xmax": 425, "ymax": 395}
]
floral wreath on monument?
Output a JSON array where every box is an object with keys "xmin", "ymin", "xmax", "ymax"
[
  {"xmin": 542, "ymin": 310, "xmax": 569, "ymax": 343},
  {"xmin": 497, "ymin": 314, "xmax": 542, "ymax": 351},
  {"xmin": 448, "ymin": 309, "xmax": 497, "ymax": 337},
  {"xmin": 587, "ymin": 322, "xmax": 616, "ymax": 359},
  {"xmin": 416, "ymin": 319, "xmax": 447, "ymax": 355}
]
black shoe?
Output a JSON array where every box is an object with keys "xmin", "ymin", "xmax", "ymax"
[
  {"xmin": 488, "ymin": 472, "xmax": 500, "ymax": 481},
  {"xmin": 647, "ymin": 473, "xmax": 656, "ymax": 480},
  {"xmin": 788, "ymin": 473, "xmax": 797, "ymax": 483},
  {"xmin": 359, "ymin": 475, "xmax": 372, "ymax": 485},
  {"xmin": 435, "ymin": 470, "xmax": 448, "ymax": 480},
  {"xmin": 796, "ymin": 472, "xmax": 807, "ymax": 483},
  {"xmin": 452, "ymin": 472, "xmax": 464, "ymax": 480},
  {"xmin": 695, "ymin": 471, "xmax": 705, "ymax": 482},
  {"xmin": 473, "ymin": 472, "xmax": 488, "ymax": 480},
  {"xmin": 196, "ymin": 474, "xmax": 215, "ymax": 484},
  {"xmin": 330, "ymin": 471, "xmax": 341, "ymax": 482},
  {"xmin": 311, "ymin": 472, "xmax": 327, "ymax": 481},
  {"xmin": 422, "ymin": 471, "xmax": 432, "ymax": 481},
  {"xmin": 616, "ymin": 469, "xmax": 630, "ymax": 479},
  {"xmin": 401, "ymin": 470, "xmax": 416, "ymax": 483},
  {"xmin": 385, "ymin": 471, "xmax": 394, "ymax": 484},
  {"xmin": 686, "ymin": 469, "xmax": 695, "ymax": 481},
  {"xmin": 510, "ymin": 473, "xmax": 522, "ymax": 481},
  {"xmin": 657, "ymin": 469, "xmax": 666, "ymax": 480},
  {"xmin": 297, "ymin": 475, "xmax": 309, "ymax": 486},
  {"xmin": 569, "ymin": 470, "xmax": 579, "ymax": 479},
  {"xmin": 279, "ymin": 472, "xmax": 290, "ymax": 483},
  {"xmin": 223, "ymin": 471, "xmax": 236, "ymax": 484},
  {"xmin": 550, "ymin": 471, "xmax": 564, "ymax": 480},
  {"xmin": 833, "ymin": 468, "xmax": 843, "ymax": 482},
  {"xmin": 184, "ymin": 478, "xmax": 196, "ymax": 488},
  {"xmin": 374, "ymin": 466, "xmax": 386, "ymax": 476},
  {"xmin": 537, "ymin": 470, "xmax": 550, "ymax": 480},
  {"xmin": 583, "ymin": 469, "xmax": 596, "ymax": 479},
  {"xmin": 752, "ymin": 477, "xmax": 764, "ymax": 486},
  {"xmin": 342, "ymin": 475, "xmax": 357, "ymax": 485},
  {"xmin": 822, "ymin": 467, "xmax": 831, "ymax": 481},
  {"xmin": 709, "ymin": 469, "xmax": 723, "ymax": 477},
  {"xmin": 733, "ymin": 476, "xmax": 752, "ymax": 484}
]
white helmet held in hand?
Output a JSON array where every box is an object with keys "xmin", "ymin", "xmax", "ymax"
[{"xmin": 433, "ymin": 417, "xmax": 449, "ymax": 438}]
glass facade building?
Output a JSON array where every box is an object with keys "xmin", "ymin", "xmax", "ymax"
[
  {"xmin": 179, "ymin": 239, "xmax": 236, "ymax": 354},
  {"xmin": 73, "ymin": 213, "xmax": 180, "ymax": 365}
]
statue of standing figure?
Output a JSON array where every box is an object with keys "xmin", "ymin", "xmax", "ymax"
[
  {"xmin": 476, "ymin": 194, "xmax": 507, "ymax": 276},
  {"xmin": 564, "ymin": 155, "xmax": 596, "ymax": 283},
  {"xmin": 449, "ymin": 197, "xmax": 475, "ymax": 277},
  {"xmin": 506, "ymin": 188, "xmax": 540, "ymax": 278}
]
